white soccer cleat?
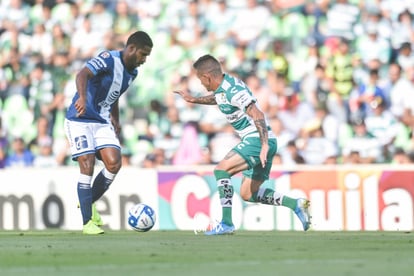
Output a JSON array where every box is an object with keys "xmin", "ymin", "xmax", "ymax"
[{"xmin": 294, "ymin": 198, "xmax": 311, "ymax": 231}]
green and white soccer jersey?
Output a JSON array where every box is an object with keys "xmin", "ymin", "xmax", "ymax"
[
  {"xmin": 214, "ymin": 74, "xmax": 277, "ymax": 180},
  {"xmin": 213, "ymin": 74, "xmax": 276, "ymax": 140}
]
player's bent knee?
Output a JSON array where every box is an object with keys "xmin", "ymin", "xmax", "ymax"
[
  {"xmin": 106, "ymin": 162, "xmax": 122, "ymax": 174},
  {"xmin": 240, "ymin": 192, "xmax": 251, "ymax": 202},
  {"xmin": 239, "ymin": 188, "xmax": 252, "ymax": 201}
]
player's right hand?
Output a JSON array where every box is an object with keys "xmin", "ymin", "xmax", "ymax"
[
  {"xmin": 75, "ymin": 98, "xmax": 86, "ymax": 117},
  {"xmin": 173, "ymin": 90, "xmax": 190, "ymax": 101}
]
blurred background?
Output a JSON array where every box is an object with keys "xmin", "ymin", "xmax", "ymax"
[{"xmin": 1, "ymin": 0, "xmax": 414, "ymax": 169}]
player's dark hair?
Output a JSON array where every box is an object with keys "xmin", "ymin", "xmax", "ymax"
[
  {"xmin": 126, "ymin": 31, "xmax": 153, "ymax": 49},
  {"xmin": 193, "ymin": 54, "xmax": 222, "ymax": 76}
]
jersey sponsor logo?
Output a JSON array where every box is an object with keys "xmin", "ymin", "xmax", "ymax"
[
  {"xmin": 234, "ymin": 91, "xmax": 253, "ymax": 107},
  {"xmin": 98, "ymin": 90, "xmax": 121, "ymax": 110},
  {"xmin": 75, "ymin": 135, "xmax": 88, "ymax": 150},
  {"xmin": 226, "ymin": 113, "xmax": 242, "ymax": 122},
  {"xmin": 100, "ymin": 51, "xmax": 110, "ymax": 59},
  {"xmin": 107, "ymin": 89, "xmax": 121, "ymax": 103}
]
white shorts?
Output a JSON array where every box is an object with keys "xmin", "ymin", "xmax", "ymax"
[{"xmin": 64, "ymin": 119, "xmax": 121, "ymax": 161}]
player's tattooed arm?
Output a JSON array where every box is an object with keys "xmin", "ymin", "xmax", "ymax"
[
  {"xmin": 173, "ymin": 90, "xmax": 217, "ymax": 105},
  {"xmin": 255, "ymin": 118, "xmax": 269, "ymax": 145},
  {"xmin": 192, "ymin": 93, "xmax": 217, "ymax": 105},
  {"xmin": 246, "ymin": 101, "xmax": 269, "ymax": 168},
  {"xmin": 246, "ymin": 102, "xmax": 268, "ymax": 145}
]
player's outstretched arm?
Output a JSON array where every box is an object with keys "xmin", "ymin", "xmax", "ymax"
[{"xmin": 173, "ymin": 90, "xmax": 217, "ymax": 105}]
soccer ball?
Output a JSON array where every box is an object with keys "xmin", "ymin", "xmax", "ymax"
[{"xmin": 128, "ymin": 203, "xmax": 156, "ymax": 232}]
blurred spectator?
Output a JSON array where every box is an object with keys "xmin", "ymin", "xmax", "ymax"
[
  {"xmin": 245, "ymin": 74, "xmax": 272, "ymax": 114},
  {"xmin": 364, "ymin": 95, "xmax": 400, "ymax": 161},
  {"xmin": 356, "ymin": 22, "xmax": 391, "ymax": 67},
  {"xmin": 272, "ymin": 152, "xmax": 283, "ymax": 165},
  {"xmin": 301, "ymin": 41, "xmax": 320, "ymax": 80},
  {"xmin": 172, "ymin": 122, "xmax": 204, "ymax": 165},
  {"xmin": 169, "ymin": 0, "xmax": 206, "ymax": 48},
  {"xmin": 1, "ymin": 93, "xmax": 34, "ymax": 140},
  {"xmin": 141, "ymin": 152, "xmax": 157, "ymax": 168},
  {"xmin": 389, "ymin": 9, "xmax": 414, "ymax": 57},
  {"xmin": 5, "ymin": 137, "xmax": 35, "ymax": 167},
  {"xmin": 50, "ymin": 51, "xmax": 72, "ymax": 94},
  {"xmin": 386, "ymin": 63, "xmax": 414, "ymax": 119},
  {"xmin": 68, "ymin": 15, "xmax": 101, "ymax": 64},
  {"xmin": 259, "ymin": 39, "xmax": 289, "ymax": 80},
  {"xmin": 362, "ymin": 7, "xmax": 392, "ymax": 42},
  {"xmin": 51, "ymin": 23, "xmax": 71, "ymax": 56},
  {"xmin": 205, "ymin": 0, "xmax": 235, "ymax": 43},
  {"xmin": 268, "ymin": 116, "xmax": 294, "ymax": 154},
  {"xmin": 228, "ymin": 0, "xmax": 271, "ymax": 51},
  {"xmin": 325, "ymin": 37, "xmax": 355, "ymax": 123},
  {"xmin": 208, "ymin": 124, "xmax": 240, "ymax": 164},
  {"xmin": 88, "ymin": 1, "xmax": 113, "ymax": 35},
  {"xmin": 390, "ymin": 147, "xmax": 410, "ymax": 164},
  {"xmin": 266, "ymin": 72, "xmax": 288, "ymax": 118},
  {"xmin": 225, "ymin": 44, "xmax": 258, "ymax": 80},
  {"xmin": 51, "ymin": 0, "xmax": 76, "ymax": 30},
  {"xmin": 341, "ymin": 118, "xmax": 382, "ymax": 163},
  {"xmin": 198, "ymin": 102, "xmax": 228, "ymax": 142},
  {"xmin": 279, "ymin": 139, "xmax": 305, "ymax": 165},
  {"xmin": 135, "ymin": 0, "xmax": 162, "ymax": 20},
  {"xmin": 349, "ymin": 68, "xmax": 387, "ymax": 120},
  {"xmin": 152, "ymin": 106, "xmax": 183, "ymax": 163},
  {"xmin": 313, "ymin": 103, "xmax": 341, "ymax": 145},
  {"xmin": 396, "ymin": 42, "xmax": 414, "ymax": 71},
  {"xmin": 28, "ymin": 115, "xmax": 53, "ymax": 156},
  {"xmin": 174, "ymin": 76, "xmax": 203, "ymax": 124},
  {"xmin": 30, "ymin": 23, "xmax": 53, "ymax": 64},
  {"xmin": 33, "ymin": 136, "xmax": 58, "ymax": 168},
  {"xmin": 277, "ymin": 88, "xmax": 315, "ymax": 138},
  {"xmin": 344, "ymin": 150, "xmax": 362, "ymax": 164},
  {"xmin": 27, "ymin": 63, "xmax": 55, "ymax": 123},
  {"xmin": 301, "ymin": 63, "xmax": 331, "ymax": 109},
  {"xmin": 0, "ymin": 116, "xmax": 7, "ymax": 169},
  {"xmin": 112, "ymin": 1, "xmax": 137, "ymax": 46},
  {"xmin": 1, "ymin": 47, "xmax": 30, "ymax": 100},
  {"xmin": 1, "ymin": 0, "xmax": 30, "ymax": 32},
  {"xmin": 325, "ymin": 0, "xmax": 360, "ymax": 41},
  {"xmin": 142, "ymin": 147, "xmax": 167, "ymax": 168},
  {"xmin": 146, "ymin": 99, "xmax": 169, "ymax": 141},
  {"xmin": 297, "ymin": 119, "xmax": 338, "ymax": 165}
]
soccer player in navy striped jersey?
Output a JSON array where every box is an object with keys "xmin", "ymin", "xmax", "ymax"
[
  {"xmin": 64, "ymin": 31, "xmax": 153, "ymax": 234},
  {"xmin": 174, "ymin": 54, "xmax": 311, "ymax": 235}
]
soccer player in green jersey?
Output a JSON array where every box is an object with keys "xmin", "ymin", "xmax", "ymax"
[{"xmin": 174, "ymin": 54, "xmax": 311, "ymax": 235}]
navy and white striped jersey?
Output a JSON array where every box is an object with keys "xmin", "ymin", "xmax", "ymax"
[{"xmin": 66, "ymin": 50, "xmax": 138, "ymax": 123}]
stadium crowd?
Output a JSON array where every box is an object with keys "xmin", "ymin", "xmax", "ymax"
[{"xmin": 1, "ymin": 0, "xmax": 414, "ymax": 169}]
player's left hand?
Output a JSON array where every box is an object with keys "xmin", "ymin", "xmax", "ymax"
[{"xmin": 260, "ymin": 144, "xmax": 269, "ymax": 168}]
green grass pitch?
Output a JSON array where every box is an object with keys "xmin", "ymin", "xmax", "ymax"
[{"xmin": 0, "ymin": 230, "xmax": 412, "ymax": 276}]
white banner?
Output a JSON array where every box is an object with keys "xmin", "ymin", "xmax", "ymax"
[{"xmin": 0, "ymin": 167, "xmax": 158, "ymax": 230}]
